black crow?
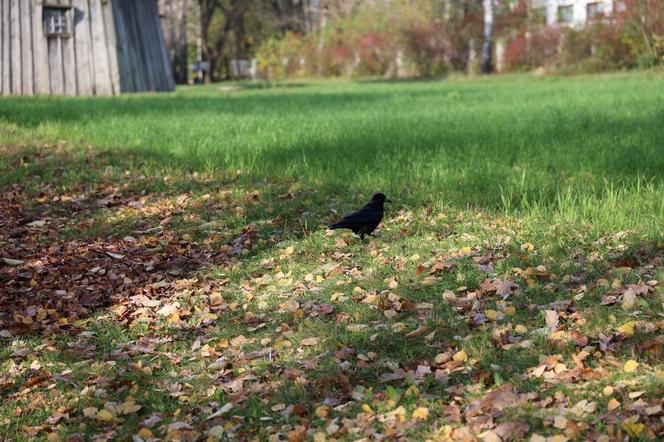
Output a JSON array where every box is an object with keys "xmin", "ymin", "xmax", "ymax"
[{"xmin": 328, "ymin": 193, "xmax": 391, "ymax": 239}]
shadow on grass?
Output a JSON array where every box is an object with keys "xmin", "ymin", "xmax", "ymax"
[{"xmin": 0, "ymin": 145, "xmax": 356, "ymax": 337}]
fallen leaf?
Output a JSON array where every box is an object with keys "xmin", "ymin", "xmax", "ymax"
[
  {"xmin": 553, "ymin": 415, "xmax": 567, "ymax": 429},
  {"xmin": 137, "ymin": 428, "xmax": 154, "ymax": 439},
  {"xmin": 453, "ymin": 350, "xmax": 468, "ymax": 362},
  {"xmin": 479, "ymin": 430, "xmax": 501, "ymax": 442},
  {"xmin": 621, "ymin": 288, "xmax": 636, "ymax": 309},
  {"xmin": 545, "ymin": 310, "xmax": 559, "ymax": 331},
  {"xmin": 1, "ymin": 257, "xmax": 24, "ymax": 266},
  {"xmin": 315, "ymin": 406, "xmax": 330, "ymax": 418},
  {"xmin": 622, "ymin": 422, "xmax": 645, "ymax": 437},
  {"xmin": 623, "ymin": 360, "xmax": 639, "ymax": 373},
  {"xmin": 83, "ymin": 407, "xmax": 98, "ymax": 418},
  {"xmin": 607, "ymin": 398, "xmax": 620, "ymax": 411},
  {"xmin": 412, "ymin": 407, "xmax": 429, "ymax": 420},
  {"xmin": 27, "ymin": 220, "xmax": 46, "ymax": 227},
  {"xmin": 301, "ymin": 337, "xmax": 319, "ymax": 346},
  {"xmin": 96, "ymin": 410, "xmax": 115, "ymax": 421},
  {"xmin": 422, "ymin": 276, "xmax": 439, "ymax": 286},
  {"xmin": 617, "ymin": 321, "xmax": 636, "ymax": 336},
  {"xmin": 207, "ymin": 403, "xmax": 233, "ymax": 420},
  {"xmin": 271, "ymin": 403, "xmax": 286, "ymax": 412},
  {"xmin": 119, "ymin": 401, "xmax": 141, "ymax": 415},
  {"xmin": 405, "ymin": 325, "xmax": 428, "ymax": 337}
]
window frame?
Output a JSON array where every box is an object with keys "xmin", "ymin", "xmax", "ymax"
[
  {"xmin": 43, "ymin": 6, "xmax": 73, "ymax": 39},
  {"xmin": 557, "ymin": 5, "xmax": 574, "ymax": 24},
  {"xmin": 586, "ymin": 2, "xmax": 606, "ymax": 22}
]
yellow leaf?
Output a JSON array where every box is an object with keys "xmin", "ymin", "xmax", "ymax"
[
  {"xmin": 520, "ymin": 242, "xmax": 535, "ymax": 252},
  {"xmin": 602, "ymin": 386, "xmax": 614, "ymax": 396},
  {"xmin": 607, "ymin": 399, "xmax": 620, "ymax": 411},
  {"xmin": 453, "ymin": 350, "xmax": 468, "ymax": 362},
  {"xmin": 485, "ymin": 310, "xmax": 498, "ymax": 321},
  {"xmin": 119, "ymin": 401, "xmax": 141, "ymax": 415},
  {"xmin": 515, "ymin": 324, "xmax": 528, "ymax": 334},
  {"xmin": 412, "ymin": 407, "xmax": 429, "ymax": 420},
  {"xmin": 315, "ymin": 405, "xmax": 330, "ymax": 418},
  {"xmin": 313, "ymin": 432, "xmax": 327, "ymax": 442},
  {"xmin": 96, "ymin": 410, "xmax": 115, "ymax": 421},
  {"xmin": 46, "ymin": 433, "xmax": 60, "ymax": 442},
  {"xmin": 362, "ymin": 404, "xmax": 374, "ymax": 414},
  {"xmin": 137, "ymin": 428, "xmax": 154, "ymax": 439},
  {"xmin": 622, "ymin": 422, "xmax": 645, "ymax": 437},
  {"xmin": 503, "ymin": 306, "xmax": 516, "ymax": 315},
  {"xmin": 623, "ymin": 360, "xmax": 639, "ymax": 373},
  {"xmin": 617, "ymin": 321, "xmax": 636, "ymax": 336}
]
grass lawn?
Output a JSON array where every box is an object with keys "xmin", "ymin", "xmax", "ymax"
[{"xmin": 1, "ymin": 71, "xmax": 663, "ymax": 441}]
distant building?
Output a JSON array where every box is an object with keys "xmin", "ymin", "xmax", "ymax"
[
  {"xmin": 1, "ymin": 0, "xmax": 174, "ymax": 96},
  {"xmin": 531, "ymin": 0, "xmax": 614, "ymax": 27}
]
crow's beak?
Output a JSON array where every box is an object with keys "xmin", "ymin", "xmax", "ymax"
[{"xmin": 386, "ymin": 198, "xmax": 393, "ymax": 203}]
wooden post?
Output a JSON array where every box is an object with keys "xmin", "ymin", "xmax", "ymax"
[
  {"xmin": 10, "ymin": 0, "xmax": 22, "ymax": 94},
  {"xmin": 73, "ymin": 0, "xmax": 93, "ymax": 95},
  {"xmin": 20, "ymin": 0, "xmax": 34, "ymax": 94},
  {"xmin": 32, "ymin": 1, "xmax": 50, "ymax": 94},
  {"xmin": 102, "ymin": 1, "xmax": 121, "ymax": 94},
  {"xmin": 90, "ymin": 0, "xmax": 113, "ymax": 95}
]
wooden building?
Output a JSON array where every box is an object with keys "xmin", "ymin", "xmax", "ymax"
[{"xmin": 1, "ymin": 0, "xmax": 175, "ymax": 96}]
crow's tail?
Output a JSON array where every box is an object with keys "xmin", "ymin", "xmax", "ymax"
[{"xmin": 328, "ymin": 221, "xmax": 348, "ymax": 230}]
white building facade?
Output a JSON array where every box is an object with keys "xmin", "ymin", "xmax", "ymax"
[{"xmin": 531, "ymin": 0, "xmax": 615, "ymax": 27}]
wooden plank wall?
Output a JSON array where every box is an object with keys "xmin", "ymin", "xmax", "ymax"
[
  {"xmin": 1, "ymin": 0, "xmax": 173, "ymax": 95},
  {"xmin": 113, "ymin": 0, "xmax": 175, "ymax": 93}
]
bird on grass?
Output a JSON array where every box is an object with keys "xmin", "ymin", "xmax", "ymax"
[{"xmin": 328, "ymin": 193, "xmax": 392, "ymax": 239}]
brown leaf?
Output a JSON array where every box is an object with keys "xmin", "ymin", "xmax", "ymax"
[{"xmin": 300, "ymin": 337, "xmax": 319, "ymax": 346}]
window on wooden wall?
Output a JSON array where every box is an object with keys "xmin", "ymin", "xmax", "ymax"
[{"xmin": 43, "ymin": 7, "xmax": 72, "ymax": 38}]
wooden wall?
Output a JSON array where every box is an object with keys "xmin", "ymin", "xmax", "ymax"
[
  {"xmin": 0, "ymin": 0, "xmax": 174, "ymax": 96},
  {"xmin": 113, "ymin": 0, "xmax": 175, "ymax": 93}
]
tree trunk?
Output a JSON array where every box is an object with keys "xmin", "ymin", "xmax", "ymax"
[
  {"xmin": 175, "ymin": 0, "xmax": 188, "ymax": 84},
  {"xmin": 481, "ymin": 0, "xmax": 493, "ymax": 74}
]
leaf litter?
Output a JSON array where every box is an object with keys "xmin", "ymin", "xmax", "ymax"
[{"xmin": 0, "ymin": 171, "xmax": 663, "ymax": 441}]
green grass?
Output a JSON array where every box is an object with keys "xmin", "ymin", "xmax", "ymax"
[{"xmin": 1, "ymin": 71, "xmax": 663, "ymax": 441}]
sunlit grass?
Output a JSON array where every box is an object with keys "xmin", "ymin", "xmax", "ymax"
[{"xmin": 0, "ymin": 71, "xmax": 663, "ymax": 440}]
